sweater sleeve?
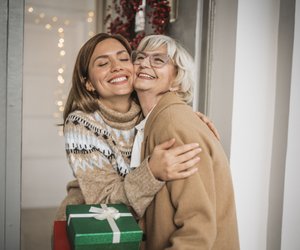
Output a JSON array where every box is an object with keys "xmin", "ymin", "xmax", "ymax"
[{"xmin": 64, "ymin": 115, "xmax": 164, "ymax": 218}]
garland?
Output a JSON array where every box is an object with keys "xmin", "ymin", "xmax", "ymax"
[{"xmin": 105, "ymin": 0, "xmax": 171, "ymax": 48}]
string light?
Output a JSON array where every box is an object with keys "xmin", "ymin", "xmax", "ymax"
[
  {"xmin": 45, "ymin": 24, "xmax": 52, "ymax": 30},
  {"xmin": 88, "ymin": 31, "xmax": 95, "ymax": 37},
  {"xmin": 57, "ymin": 75, "xmax": 65, "ymax": 84},
  {"xmin": 57, "ymin": 100, "xmax": 63, "ymax": 106},
  {"xmin": 26, "ymin": 3, "xmax": 95, "ymax": 136},
  {"xmin": 59, "ymin": 50, "xmax": 66, "ymax": 56},
  {"xmin": 87, "ymin": 10, "xmax": 95, "ymax": 38}
]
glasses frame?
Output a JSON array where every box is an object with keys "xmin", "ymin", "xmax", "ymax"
[{"xmin": 131, "ymin": 50, "xmax": 172, "ymax": 68}]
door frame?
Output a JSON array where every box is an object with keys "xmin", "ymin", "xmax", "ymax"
[{"xmin": 0, "ymin": 0, "xmax": 24, "ymax": 249}]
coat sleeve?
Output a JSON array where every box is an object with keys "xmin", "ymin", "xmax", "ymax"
[
  {"xmin": 64, "ymin": 116, "xmax": 164, "ymax": 218},
  {"xmin": 154, "ymin": 107, "xmax": 218, "ymax": 249}
]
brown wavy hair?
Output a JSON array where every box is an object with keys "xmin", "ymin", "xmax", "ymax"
[{"xmin": 63, "ymin": 33, "xmax": 133, "ymax": 123}]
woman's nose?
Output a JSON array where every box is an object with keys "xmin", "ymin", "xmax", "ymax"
[
  {"xmin": 110, "ymin": 60, "xmax": 122, "ymax": 72},
  {"xmin": 139, "ymin": 56, "xmax": 151, "ymax": 68}
]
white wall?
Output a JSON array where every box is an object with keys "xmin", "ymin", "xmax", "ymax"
[
  {"xmin": 203, "ymin": 0, "xmax": 300, "ymax": 249},
  {"xmin": 266, "ymin": 0, "xmax": 295, "ymax": 249},
  {"xmin": 281, "ymin": 1, "xmax": 300, "ymax": 249},
  {"xmin": 22, "ymin": 0, "xmax": 97, "ymax": 208},
  {"xmin": 230, "ymin": 1, "xmax": 280, "ymax": 249},
  {"xmin": 208, "ymin": 0, "xmax": 237, "ymax": 156},
  {"xmin": 209, "ymin": 0, "xmax": 288, "ymax": 249}
]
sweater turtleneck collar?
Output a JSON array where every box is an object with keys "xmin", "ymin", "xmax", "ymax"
[{"xmin": 97, "ymin": 99, "xmax": 142, "ymax": 130}]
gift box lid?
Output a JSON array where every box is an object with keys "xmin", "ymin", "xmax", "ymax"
[{"xmin": 66, "ymin": 204, "xmax": 143, "ymax": 246}]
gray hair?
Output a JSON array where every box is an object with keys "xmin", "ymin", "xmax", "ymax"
[{"xmin": 136, "ymin": 35, "xmax": 195, "ymax": 103}]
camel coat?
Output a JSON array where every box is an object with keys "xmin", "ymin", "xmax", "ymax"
[{"xmin": 139, "ymin": 92, "xmax": 239, "ymax": 250}]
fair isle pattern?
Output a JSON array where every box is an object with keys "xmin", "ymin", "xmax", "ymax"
[
  {"xmin": 93, "ymin": 111, "xmax": 134, "ymax": 161},
  {"xmin": 65, "ymin": 110, "xmax": 136, "ymax": 177}
]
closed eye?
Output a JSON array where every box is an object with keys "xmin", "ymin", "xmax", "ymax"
[
  {"xmin": 136, "ymin": 55, "xmax": 146, "ymax": 60},
  {"xmin": 154, "ymin": 57, "xmax": 165, "ymax": 63},
  {"xmin": 98, "ymin": 63, "xmax": 108, "ymax": 67},
  {"xmin": 120, "ymin": 58, "xmax": 130, "ymax": 62}
]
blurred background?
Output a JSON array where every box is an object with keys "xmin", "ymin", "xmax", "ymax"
[
  {"xmin": 22, "ymin": 1, "xmax": 97, "ymax": 248},
  {"xmin": 0, "ymin": 0, "xmax": 299, "ymax": 249},
  {"xmin": 21, "ymin": 0, "xmax": 203, "ymax": 249}
]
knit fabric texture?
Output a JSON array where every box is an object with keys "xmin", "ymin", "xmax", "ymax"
[
  {"xmin": 65, "ymin": 100, "xmax": 141, "ymax": 177},
  {"xmin": 55, "ymin": 100, "xmax": 165, "ymax": 220}
]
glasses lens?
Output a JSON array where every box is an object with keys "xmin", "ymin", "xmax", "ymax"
[
  {"xmin": 150, "ymin": 54, "xmax": 169, "ymax": 67},
  {"xmin": 131, "ymin": 51, "xmax": 170, "ymax": 68},
  {"xmin": 132, "ymin": 51, "xmax": 146, "ymax": 64}
]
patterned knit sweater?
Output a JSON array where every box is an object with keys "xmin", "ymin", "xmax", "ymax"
[{"xmin": 55, "ymin": 100, "xmax": 164, "ymax": 220}]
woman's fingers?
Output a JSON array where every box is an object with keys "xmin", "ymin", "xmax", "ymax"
[
  {"xmin": 165, "ymin": 156, "xmax": 200, "ymax": 180},
  {"xmin": 173, "ymin": 147, "xmax": 202, "ymax": 165},
  {"xmin": 172, "ymin": 156, "xmax": 200, "ymax": 173},
  {"xmin": 195, "ymin": 111, "xmax": 221, "ymax": 141},
  {"xmin": 168, "ymin": 166, "xmax": 198, "ymax": 180},
  {"xmin": 168, "ymin": 142, "xmax": 201, "ymax": 156},
  {"xmin": 195, "ymin": 111, "xmax": 207, "ymax": 122},
  {"xmin": 207, "ymin": 122, "xmax": 221, "ymax": 141},
  {"xmin": 160, "ymin": 153, "xmax": 201, "ymax": 181},
  {"xmin": 149, "ymin": 139, "xmax": 202, "ymax": 181}
]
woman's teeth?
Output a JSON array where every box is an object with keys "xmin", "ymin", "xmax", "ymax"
[
  {"xmin": 110, "ymin": 76, "xmax": 127, "ymax": 83},
  {"xmin": 138, "ymin": 73, "xmax": 155, "ymax": 79}
]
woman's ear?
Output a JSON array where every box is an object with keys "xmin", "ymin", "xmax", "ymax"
[
  {"xmin": 85, "ymin": 81, "xmax": 95, "ymax": 92},
  {"xmin": 80, "ymin": 75, "xmax": 86, "ymax": 84}
]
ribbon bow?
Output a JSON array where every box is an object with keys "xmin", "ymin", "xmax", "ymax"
[
  {"xmin": 89, "ymin": 206, "xmax": 121, "ymax": 220},
  {"xmin": 67, "ymin": 204, "xmax": 132, "ymax": 243}
]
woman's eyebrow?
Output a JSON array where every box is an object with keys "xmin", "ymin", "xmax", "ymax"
[
  {"xmin": 116, "ymin": 50, "xmax": 129, "ymax": 56},
  {"xmin": 93, "ymin": 50, "xmax": 128, "ymax": 64},
  {"xmin": 92, "ymin": 55, "xmax": 108, "ymax": 64}
]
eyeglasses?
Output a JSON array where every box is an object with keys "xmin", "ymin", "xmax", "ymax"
[{"xmin": 131, "ymin": 50, "xmax": 171, "ymax": 68}]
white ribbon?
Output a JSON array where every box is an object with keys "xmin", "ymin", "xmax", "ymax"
[{"xmin": 68, "ymin": 204, "xmax": 132, "ymax": 243}]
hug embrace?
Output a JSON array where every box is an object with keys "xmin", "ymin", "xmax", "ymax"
[{"xmin": 55, "ymin": 33, "xmax": 239, "ymax": 250}]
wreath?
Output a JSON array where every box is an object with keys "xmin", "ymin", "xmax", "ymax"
[{"xmin": 105, "ymin": 0, "xmax": 171, "ymax": 48}]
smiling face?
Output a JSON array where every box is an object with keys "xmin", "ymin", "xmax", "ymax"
[
  {"xmin": 133, "ymin": 45, "xmax": 177, "ymax": 98},
  {"xmin": 87, "ymin": 38, "xmax": 134, "ymax": 107}
]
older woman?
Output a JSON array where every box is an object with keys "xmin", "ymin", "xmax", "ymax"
[
  {"xmin": 55, "ymin": 33, "xmax": 218, "ymax": 221},
  {"xmin": 132, "ymin": 35, "xmax": 239, "ymax": 250}
]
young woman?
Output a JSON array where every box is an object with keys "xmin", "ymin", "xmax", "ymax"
[
  {"xmin": 133, "ymin": 35, "xmax": 240, "ymax": 249},
  {"xmin": 55, "ymin": 33, "xmax": 217, "ymax": 220}
]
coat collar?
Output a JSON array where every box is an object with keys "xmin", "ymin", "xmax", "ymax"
[{"xmin": 143, "ymin": 92, "xmax": 185, "ymax": 138}]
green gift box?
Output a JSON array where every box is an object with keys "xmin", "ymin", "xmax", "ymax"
[{"xmin": 66, "ymin": 204, "xmax": 143, "ymax": 250}]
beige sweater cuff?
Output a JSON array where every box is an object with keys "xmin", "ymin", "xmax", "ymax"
[{"xmin": 125, "ymin": 156, "xmax": 165, "ymax": 217}]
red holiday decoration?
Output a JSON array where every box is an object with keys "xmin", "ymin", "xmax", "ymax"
[{"xmin": 106, "ymin": 0, "xmax": 170, "ymax": 49}]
